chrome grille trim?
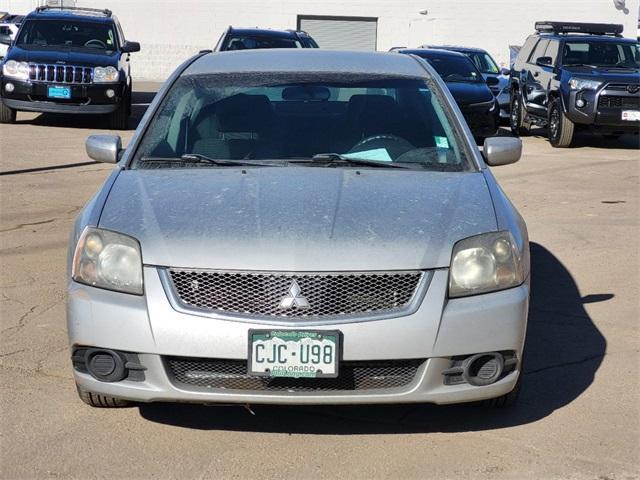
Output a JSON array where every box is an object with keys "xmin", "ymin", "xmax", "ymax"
[
  {"xmin": 28, "ymin": 63, "xmax": 93, "ymax": 84},
  {"xmin": 158, "ymin": 268, "xmax": 432, "ymax": 325}
]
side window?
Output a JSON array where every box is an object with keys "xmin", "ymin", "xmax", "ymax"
[
  {"xmin": 516, "ymin": 36, "xmax": 538, "ymax": 66},
  {"xmin": 114, "ymin": 18, "xmax": 125, "ymax": 47},
  {"xmin": 528, "ymin": 39, "xmax": 549, "ymax": 64},
  {"xmin": 545, "ymin": 41, "xmax": 560, "ymax": 64}
]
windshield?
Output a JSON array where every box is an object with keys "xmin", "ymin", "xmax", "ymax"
[
  {"xmin": 132, "ymin": 73, "xmax": 472, "ymax": 171},
  {"xmin": 415, "ymin": 54, "xmax": 484, "ymax": 83},
  {"xmin": 467, "ymin": 52, "xmax": 500, "ymax": 74},
  {"xmin": 16, "ymin": 19, "xmax": 117, "ymax": 50},
  {"xmin": 225, "ymin": 35, "xmax": 301, "ymax": 50},
  {"xmin": 562, "ymin": 41, "xmax": 640, "ymax": 67}
]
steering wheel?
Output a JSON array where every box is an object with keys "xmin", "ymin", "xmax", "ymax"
[
  {"xmin": 350, "ymin": 134, "xmax": 415, "ymax": 159},
  {"xmin": 84, "ymin": 39, "xmax": 107, "ymax": 49}
]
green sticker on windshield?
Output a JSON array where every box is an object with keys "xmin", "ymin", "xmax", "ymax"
[{"xmin": 435, "ymin": 136, "xmax": 450, "ymax": 149}]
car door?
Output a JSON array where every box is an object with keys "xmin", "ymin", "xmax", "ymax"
[{"xmin": 522, "ymin": 38, "xmax": 549, "ymax": 116}]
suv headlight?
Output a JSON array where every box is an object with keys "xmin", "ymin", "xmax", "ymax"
[
  {"xmin": 568, "ymin": 78, "xmax": 601, "ymax": 91},
  {"xmin": 72, "ymin": 227, "xmax": 143, "ymax": 295},
  {"xmin": 449, "ymin": 231, "xmax": 524, "ymax": 298},
  {"xmin": 3, "ymin": 60, "xmax": 29, "ymax": 81},
  {"xmin": 93, "ymin": 66, "xmax": 119, "ymax": 83}
]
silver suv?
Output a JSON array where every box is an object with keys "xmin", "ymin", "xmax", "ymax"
[{"xmin": 69, "ymin": 50, "xmax": 529, "ymax": 409}]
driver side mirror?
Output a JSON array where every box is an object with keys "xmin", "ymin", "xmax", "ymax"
[
  {"xmin": 536, "ymin": 56, "xmax": 553, "ymax": 67},
  {"xmin": 121, "ymin": 41, "xmax": 140, "ymax": 53},
  {"xmin": 0, "ymin": 34, "xmax": 12, "ymax": 46},
  {"xmin": 483, "ymin": 137, "xmax": 522, "ymax": 167},
  {"xmin": 500, "ymin": 67, "xmax": 510, "ymax": 76},
  {"xmin": 86, "ymin": 135, "xmax": 123, "ymax": 164}
]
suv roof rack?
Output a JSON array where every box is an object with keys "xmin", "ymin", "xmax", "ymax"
[
  {"xmin": 535, "ymin": 21, "xmax": 623, "ymax": 36},
  {"xmin": 35, "ymin": 6, "xmax": 112, "ymax": 18}
]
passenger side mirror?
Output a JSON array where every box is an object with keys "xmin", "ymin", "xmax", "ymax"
[
  {"xmin": 0, "ymin": 34, "xmax": 12, "ymax": 46},
  {"xmin": 86, "ymin": 135, "xmax": 122, "ymax": 164},
  {"xmin": 536, "ymin": 56, "xmax": 553, "ymax": 67},
  {"xmin": 486, "ymin": 76, "xmax": 500, "ymax": 86},
  {"xmin": 483, "ymin": 137, "xmax": 522, "ymax": 167},
  {"xmin": 121, "ymin": 41, "xmax": 140, "ymax": 53},
  {"xmin": 500, "ymin": 67, "xmax": 510, "ymax": 76}
]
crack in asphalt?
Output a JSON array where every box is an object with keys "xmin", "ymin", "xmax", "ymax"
[
  {"xmin": 0, "ymin": 300, "xmax": 62, "ymax": 337},
  {"xmin": 0, "ymin": 218, "xmax": 57, "ymax": 233}
]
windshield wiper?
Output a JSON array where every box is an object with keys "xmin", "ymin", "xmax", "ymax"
[
  {"xmin": 307, "ymin": 153, "xmax": 410, "ymax": 169},
  {"xmin": 138, "ymin": 154, "xmax": 280, "ymax": 167}
]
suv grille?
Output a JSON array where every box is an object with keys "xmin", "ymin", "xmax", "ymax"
[
  {"xmin": 598, "ymin": 95, "xmax": 640, "ymax": 109},
  {"xmin": 166, "ymin": 269, "xmax": 424, "ymax": 319},
  {"xmin": 29, "ymin": 64, "xmax": 93, "ymax": 84},
  {"xmin": 165, "ymin": 357, "xmax": 423, "ymax": 392}
]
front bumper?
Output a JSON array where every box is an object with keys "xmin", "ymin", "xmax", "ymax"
[
  {"xmin": 460, "ymin": 103, "xmax": 500, "ymax": 138},
  {"xmin": 564, "ymin": 85, "xmax": 640, "ymax": 130},
  {"xmin": 68, "ymin": 268, "xmax": 529, "ymax": 405},
  {"xmin": 0, "ymin": 77, "xmax": 122, "ymax": 114}
]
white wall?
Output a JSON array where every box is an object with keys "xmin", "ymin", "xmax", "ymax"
[{"xmin": 2, "ymin": 0, "xmax": 638, "ymax": 80}]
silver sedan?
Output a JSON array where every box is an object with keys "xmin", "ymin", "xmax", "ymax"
[{"xmin": 68, "ymin": 49, "xmax": 529, "ymax": 409}]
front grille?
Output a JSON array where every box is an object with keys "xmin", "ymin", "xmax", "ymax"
[
  {"xmin": 167, "ymin": 269, "xmax": 423, "ymax": 319},
  {"xmin": 598, "ymin": 95, "xmax": 640, "ymax": 109},
  {"xmin": 605, "ymin": 83, "xmax": 640, "ymax": 92},
  {"xmin": 165, "ymin": 357, "xmax": 423, "ymax": 392},
  {"xmin": 28, "ymin": 64, "xmax": 93, "ymax": 84}
]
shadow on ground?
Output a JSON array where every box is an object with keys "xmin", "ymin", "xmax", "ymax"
[
  {"xmin": 139, "ymin": 243, "xmax": 609, "ymax": 433},
  {"xmin": 14, "ymin": 90, "xmax": 157, "ymax": 131},
  {"xmin": 526, "ymin": 126, "xmax": 640, "ymax": 150}
]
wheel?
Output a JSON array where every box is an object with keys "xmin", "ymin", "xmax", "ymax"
[
  {"xmin": 0, "ymin": 101, "xmax": 16, "ymax": 124},
  {"xmin": 509, "ymin": 91, "xmax": 530, "ymax": 136},
  {"xmin": 76, "ymin": 384, "xmax": 131, "ymax": 408},
  {"xmin": 481, "ymin": 374, "xmax": 522, "ymax": 408},
  {"xmin": 548, "ymin": 97, "xmax": 575, "ymax": 148},
  {"xmin": 108, "ymin": 89, "xmax": 130, "ymax": 130}
]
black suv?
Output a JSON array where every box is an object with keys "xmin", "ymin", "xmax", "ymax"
[
  {"xmin": 0, "ymin": 6, "xmax": 140, "ymax": 129},
  {"xmin": 510, "ymin": 21, "xmax": 639, "ymax": 147},
  {"xmin": 215, "ymin": 26, "xmax": 318, "ymax": 51}
]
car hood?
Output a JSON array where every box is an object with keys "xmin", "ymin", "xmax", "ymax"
[
  {"xmin": 98, "ymin": 168, "xmax": 497, "ymax": 271},
  {"xmin": 563, "ymin": 65, "xmax": 640, "ymax": 82},
  {"xmin": 6, "ymin": 45, "xmax": 118, "ymax": 66},
  {"xmin": 445, "ymin": 81, "xmax": 494, "ymax": 106}
]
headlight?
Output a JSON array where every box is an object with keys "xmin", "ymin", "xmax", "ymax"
[
  {"xmin": 568, "ymin": 78, "xmax": 601, "ymax": 91},
  {"xmin": 2, "ymin": 60, "xmax": 30, "ymax": 81},
  {"xmin": 93, "ymin": 66, "xmax": 119, "ymax": 83},
  {"xmin": 72, "ymin": 227, "xmax": 143, "ymax": 295},
  {"xmin": 449, "ymin": 231, "xmax": 524, "ymax": 298}
]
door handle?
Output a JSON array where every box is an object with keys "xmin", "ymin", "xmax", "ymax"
[{"xmin": 534, "ymin": 71, "xmax": 539, "ymax": 77}]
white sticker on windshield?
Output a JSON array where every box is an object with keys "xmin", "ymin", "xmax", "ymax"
[
  {"xmin": 435, "ymin": 136, "xmax": 450, "ymax": 149},
  {"xmin": 343, "ymin": 148, "xmax": 393, "ymax": 162}
]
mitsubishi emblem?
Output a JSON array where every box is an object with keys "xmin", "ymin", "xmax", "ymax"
[{"xmin": 279, "ymin": 280, "xmax": 310, "ymax": 310}]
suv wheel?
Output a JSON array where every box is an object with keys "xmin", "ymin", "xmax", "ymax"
[
  {"xmin": 509, "ymin": 92, "xmax": 529, "ymax": 136},
  {"xmin": 76, "ymin": 384, "xmax": 131, "ymax": 408},
  {"xmin": 548, "ymin": 97, "xmax": 575, "ymax": 148},
  {"xmin": 481, "ymin": 374, "xmax": 522, "ymax": 408},
  {"xmin": 108, "ymin": 89, "xmax": 131, "ymax": 130},
  {"xmin": 0, "ymin": 101, "xmax": 16, "ymax": 124}
]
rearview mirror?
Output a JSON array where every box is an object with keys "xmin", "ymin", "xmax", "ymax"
[
  {"xmin": 483, "ymin": 137, "xmax": 522, "ymax": 166},
  {"xmin": 486, "ymin": 76, "xmax": 500, "ymax": 86},
  {"xmin": 121, "ymin": 41, "xmax": 140, "ymax": 53},
  {"xmin": 86, "ymin": 135, "xmax": 122, "ymax": 164},
  {"xmin": 536, "ymin": 56, "xmax": 553, "ymax": 67},
  {"xmin": 0, "ymin": 34, "xmax": 12, "ymax": 46}
]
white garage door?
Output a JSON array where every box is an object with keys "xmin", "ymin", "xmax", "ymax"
[{"xmin": 298, "ymin": 16, "xmax": 378, "ymax": 51}]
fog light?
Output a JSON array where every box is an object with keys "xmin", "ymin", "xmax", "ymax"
[
  {"xmin": 576, "ymin": 98, "xmax": 586, "ymax": 108},
  {"xmin": 105, "ymin": 89, "xmax": 115, "ymax": 98},
  {"xmin": 5, "ymin": 83, "xmax": 14, "ymax": 93}
]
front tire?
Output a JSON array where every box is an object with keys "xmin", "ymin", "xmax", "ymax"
[
  {"xmin": 548, "ymin": 98, "xmax": 575, "ymax": 148},
  {"xmin": 108, "ymin": 89, "xmax": 131, "ymax": 130},
  {"xmin": 482, "ymin": 374, "xmax": 521, "ymax": 408},
  {"xmin": 510, "ymin": 91, "xmax": 530, "ymax": 136},
  {"xmin": 0, "ymin": 101, "xmax": 16, "ymax": 124},
  {"xmin": 76, "ymin": 384, "xmax": 131, "ymax": 408}
]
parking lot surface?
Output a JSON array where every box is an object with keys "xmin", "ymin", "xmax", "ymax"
[{"xmin": 1, "ymin": 82, "xmax": 638, "ymax": 480}]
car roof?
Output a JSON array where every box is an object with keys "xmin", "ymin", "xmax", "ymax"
[
  {"xmin": 398, "ymin": 48, "xmax": 469, "ymax": 59},
  {"xmin": 227, "ymin": 27, "xmax": 303, "ymax": 39},
  {"xmin": 534, "ymin": 32, "xmax": 637, "ymax": 43},
  {"xmin": 185, "ymin": 49, "xmax": 428, "ymax": 77},
  {"xmin": 426, "ymin": 45, "xmax": 488, "ymax": 54},
  {"xmin": 24, "ymin": 9, "xmax": 114, "ymax": 24}
]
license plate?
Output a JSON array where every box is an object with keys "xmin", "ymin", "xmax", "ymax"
[
  {"xmin": 248, "ymin": 330, "xmax": 340, "ymax": 378},
  {"xmin": 47, "ymin": 85, "xmax": 71, "ymax": 99},
  {"xmin": 621, "ymin": 110, "xmax": 640, "ymax": 121}
]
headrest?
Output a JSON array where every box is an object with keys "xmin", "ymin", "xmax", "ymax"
[{"xmin": 215, "ymin": 94, "xmax": 273, "ymax": 133}]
